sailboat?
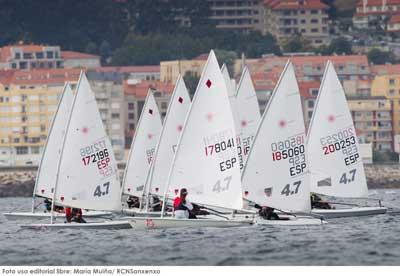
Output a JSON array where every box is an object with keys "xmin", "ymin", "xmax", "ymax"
[
  {"xmin": 21, "ymin": 72, "xmax": 131, "ymax": 229},
  {"xmin": 121, "ymin": 90, "xmax": 162, "ymax": 215},
  {"xmin": 307, "ymin": 61, "xmax": 387, "ymax": 218},
  {"xmin": 142, "ymin": 76, "xmax": 191, "ymax": 208},
  {"xmin": 4, "ymin": 84, "xmax": 110, "ymax": 221},
  {"xmin": 128, "ymin": 51, "xmax": 253, "ymax": 229},
  {"xmin": 221, "ymin": 65, "xmax": 243, "ymax": 170},
  {"xmin": 235, "ymin": 66, "xmax": 261, "ymax": 171},
  {"xmin": 241, "ymin": 61, "xmax": 323, "ymax": 226}
]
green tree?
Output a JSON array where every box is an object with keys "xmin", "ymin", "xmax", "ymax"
[
  {"xmin": 282, "ymin": 34, "xmax": 313, "ymax": 53},
  {"xmin": 328, "ymin": 37, "xmax": 352, "ymax": 55},
  {"xmin": 316, "ymin": 37, "xmax": 353, "ymax": 55},
  {"xmin": 367, "ymin": 48, "xmax": 396, "ymax": 65},
  {"xmin": 111, "ymin": 31, "xmax": 281, "ymax": 66},
  {"xmin": 99, "ymin": 40, "xmax": 112, "ymax": 64},
  {"xmin": 215, "ymin": 49, "xmax": 238, "ymax": 75},
  {"xmin": 85, "ymin": 42, "xmax": 97, "ymax": 54},
  {"xmin": 373, "ymin": 150, "xmax": 399, "ymax": 163}
]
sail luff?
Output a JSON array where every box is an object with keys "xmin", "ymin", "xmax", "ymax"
[{"xmin": 32, "ymin": 83, "xmax": 69, "ymax": 205}]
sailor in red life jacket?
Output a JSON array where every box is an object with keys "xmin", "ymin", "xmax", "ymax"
[
  {"xmin": 173, "ymin": 188, "xmax": 196, "ymax": 219},
  {"xmin": 65, "ymin": 207, "xmax": 86, "ymax": 223}
]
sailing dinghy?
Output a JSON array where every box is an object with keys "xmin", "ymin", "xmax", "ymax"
[
  {"xmin": 307, "ymin": 61, "xmax": 387, "ymax": 218},
  {"xmin": 241, "ymin": 61, "xmax": 324, "ymax": 226},
  {"xmin": 21, "ymin": 73, "xmax": 131, "ymax": 230},
  {"xmin": 4, "ymin": 84, "xmax": 110, "ymax": 221},
  {"xmin": 235, "ymin": 66, "xmax": 261, "ymax": 171},
  {"xmin": 129, "ymin": 51, "xmax": 253, "ymax": 229},
  {"xmin": 121, "ymin": 90, "xmax": 162, "ymax": 216},
  {"xmin": 138, "ymin": 76, "xmax": 191, "ymax": 216}
]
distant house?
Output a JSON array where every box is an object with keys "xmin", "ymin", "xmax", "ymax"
[
  {"xmin": 61, "ymin": 51, "xmax": 100, "ymax": 69},
  {"xmin": 353, "ymin": 0, "xmax": 400, "ymax": 31},
  {"xmin": 0, "ymin": 43, "xmax": 100, "ymax": 70}
]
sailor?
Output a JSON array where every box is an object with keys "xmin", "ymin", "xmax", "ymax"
[
  {"xmin": 44, "ymin": 198, "xmax": 52, "ymax": 212},
  {"xmin": 255, "ymin": 204, "xmax": 280, "ymax": 220},
  {"xmin": 71, "ymin": 208, "xmax": 86, "ymax": 223},
  {"xmin": 173, "ymin": 188, "xmax": 196, "ymax": 219},
  {"xmin": 149, "ymin": 195, "xmax": 162, "ymax": 212},
  {"xmin": 310, "ymin": 193, "xmax": 332, "ymax": 209},
  {"xmin": 127, "ymin": 196, "xmax": 140, "ymax": 209},
  {"xmin": 65, "ymin": 207, "xmax": 86, "ymax": 223}
]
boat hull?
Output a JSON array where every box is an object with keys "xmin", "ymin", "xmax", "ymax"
[
  {"xmin": 311, "ymin": 206, "xmax": 388, "ymax": 218},
  {"xmin": 121, "ymin": 208, "xmax": 171, "ymax": 217},
  {"xmin": 3, "ymin": 210, "xmax": 112, "ymax": 221},
  {"xmin": 255, "ymin": 216, "xmax": 326, "ymax": 226},
  {"xmin": 129, "ymin": 217, "xmax": 253, "ymax": 230},
  {"xmin": 20, "ymin": 220, "xmax": 132, "ymax": 230}
]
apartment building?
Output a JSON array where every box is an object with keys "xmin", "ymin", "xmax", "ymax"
[
  {"xmin": 298, "ymin": 81, "xmax": 320, "ymax": 126},
  {"xmin": 87, "ymin": 70, "xmax": 125, "ymax": 162},
  {"xmin": 61, "ymin": 51, "xmax": 101, "ymax": 68},
  {"xmin": 0, "ymin": 44, "xmax": 100, "ymax": 70},
  {"xmin": 371, "ymin": 64, "xmax": 400, "ymax": 137},
  {"xmin": 207, "ymin": 0, "xmax": 266, "ymax": 33},
  {"xmin": 264, "ymin": 0, "xmax": 330, "ymax": 46},
  {"xmin": 124, "ymin": 80, "xmax": 174, "ymax": 147},
  {"xmin": 348, "ymin": 97, "xmax": 393, "ymax": 151},
  {"xmin": 246, "ymin": 55, "xmax": 371, "ymax": 83},
  {"xmin": 160, "ymin": 54, "xmax": 208, "ymax": 83},
  {"xmin": 94, "ymin": 66, "xmax": 160, "ymax": 82},
  {"xmin": 353, "ymin": 0, "xmax": 400, "ymax": 29},
  {"xmin": 0, "ymin": 69, "xmax": 80, "ymax": 166},
  {"xmin": 0, "ymin": 45, "xmax": 63, "ymax": 70}
]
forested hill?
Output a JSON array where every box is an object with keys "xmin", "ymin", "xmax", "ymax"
[{"xmin": 0, "ymin": 0, "xmax": 281, "ymax": 66}]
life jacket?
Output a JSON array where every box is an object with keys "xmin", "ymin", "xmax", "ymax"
[
  {"xmin": 65, "ymin": 207, "xmax": 72, "ymax": 222},
  {"xmin": 173, "ymin": 197, "xmax": 181, "ymax": 210}
]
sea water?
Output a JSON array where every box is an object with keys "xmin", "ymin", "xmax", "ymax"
[{"xmin": 1, "ymin": 190, "xmax": 400, "ymax": 265}]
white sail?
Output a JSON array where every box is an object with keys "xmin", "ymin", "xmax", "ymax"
[
  {"xmin": 53, "ymin": 72, "xmax": 121, "ymax": 211},
  {"xmin": 221, "ymin": 64, "xmax": 237, "ymax": 100},
  {"xmin": 166, "ymin": 50, "xmax": 243, "ymax": 210},
  {"xmin": 236, "ymin": 66, "xmax": 261, "ymax": 170},
  {"xmin": 222, "ymin": 64, "xmax": 245, "ymax": 171},
  {"xmin": 34, "ymin": 84, "xmax": 74, "ymax": 200},
  {"xmin": 307, "ymin": 61, "xmax": 368, "ymax": 198},
  {"xmin": 147, "ymin": 76, "xmax": 191, "ymax": 196},
  {"xmin": 242, "ymin": 61, "xmax": 310, "ymax": 212},
  {"xmin": 122, "ymin": 90, "xmax": 162, "ymax": 197}
]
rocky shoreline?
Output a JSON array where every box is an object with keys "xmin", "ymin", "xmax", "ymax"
[
  {"xmin": 364, "ymin": 164, "xmax": 400, "ymax": 189},
  {"xmin": 1, "ymin": 164, "xmax": 400, "ymax": 197},
  {"xmin": 0, "ymin": 171, "xmax": 36, "ymax": 197}
]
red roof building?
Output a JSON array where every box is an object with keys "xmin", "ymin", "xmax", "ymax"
[
  {"xmin": 124, "ymin": 80, "xmax": 175, "ymax": 140},
  {"xmin": 0, "ymin": 44, "xmax": 100, "ymax": 70},
  {"xmin": 353, "ymin": 0, "xmax": 400, "ymax": 29},
  {"xmin": 263, "ymin": 0, "xmax": 330, "ymax": 46}
]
